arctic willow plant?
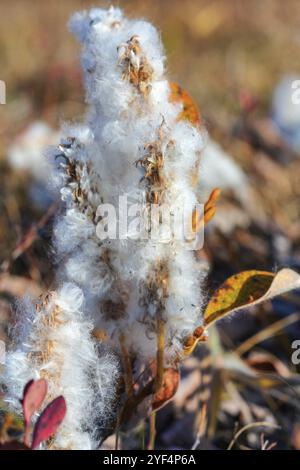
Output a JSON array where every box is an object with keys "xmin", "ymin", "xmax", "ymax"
[
  {"xmin": 50, "ymin": 8, "xmax": 208, "ymax": 368},
  {"xmin": 4, "ymin": 6, "xmax": 300, "ymax": 451},
  {"xmin": 4, "ymin": 7, "xmax": 208, "ymax": 449}
]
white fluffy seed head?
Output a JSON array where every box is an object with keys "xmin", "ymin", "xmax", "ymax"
[
  {"xmin": 4, "ymin": 6, "xmax": 208, "ymax": 449},
  {"xmin": 3, "ymin": 284, "xmax": 120, "ymax": 449},
  {"xmin": 49, "ymin": 6, "xmax": 207, "ymax": 358}
]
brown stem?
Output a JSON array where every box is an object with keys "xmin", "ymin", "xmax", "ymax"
[
  {"xmin": 148, "ymin": 412, "xmax": 156, "ymax": 450},
  {"xmin": 154, "ymin": 317, "xmax": 165, "ymax": 393},
  {"xmin": 119, "ymin": 333, "xmax": 134, "ymax": 398}
]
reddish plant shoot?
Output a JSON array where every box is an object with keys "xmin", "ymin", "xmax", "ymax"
[
  {"xmin": 21, "ymin": 378, "xmax": 48, "ymax": 426},
  {"xmin": 31, "ymin": 396, "xmax": 67, "ymax": 449}
]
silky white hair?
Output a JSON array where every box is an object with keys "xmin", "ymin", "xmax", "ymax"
[{"xmin": 4, "ymin": 6, "xmax": 208, "ymax": 449}]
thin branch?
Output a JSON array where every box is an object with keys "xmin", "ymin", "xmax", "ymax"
[{"xmin": 227, "ymin": 421, "xmax": 280, "ymax": 450}]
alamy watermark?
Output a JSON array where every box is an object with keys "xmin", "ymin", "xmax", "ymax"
[
  {"xmin": 291, "ymin": 339, "xmax": 300, "ymax": 365},
  {"xmin": 95, "ymin": 195, "xmax": 205, "ymax": 250},
  {"xmin": 291, "ymin": 80, "xmax": 300, "ymax": 105},
  {"xmin": 0, "ymin": 340, "xmax": 5, "ymax": 365},
  {"xmin": 0, "ymin": 80, "xmax": 6, "ymax": 104}
]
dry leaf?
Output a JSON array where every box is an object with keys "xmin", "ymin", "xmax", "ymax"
[
  {"xmin": 152, "ymin": 368, "xmax": 180, "ymax": 411},
  {"xmin": 204, "ymin": 268, "xmax": 300, "ymax": 327},
  {"xmin": 183, "ymin": 269, "xmax": 300, "ymax": 357},
  {"xmin": 192, "ymin": 187, "xmax": 221, "ymax": 232},
  {"xmin": 169, "ymin": 82, "xmax": 201, "ymax": 126},
  {"xmin": 246, "ymin": 352, "xmax": 291, "ymax": 377}
]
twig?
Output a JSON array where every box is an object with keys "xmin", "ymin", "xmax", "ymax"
[
  {"xmin": 192, "ymin": 402, "xmax": 207, "ymax": 450},
  {"xmin": 148, "ymin": 412, "xmax": 156, "ymax": 450},
  {"xmin": 119, "ymin": 333, "xmax": 134, "ymax": 398},
  {"xmin": 1, "ymin": 201, "xmax": 58, "ymax": 272},
  {"xmin": 154, "ymin": 317, "xmax": 165, "ymax": 392},
  {"xmin": 227, "ymin": 421, "xmax": 280, "ymax": 450},
  {"xmin": 0, "ymin": 273, "xmax": 42, "ymax": 298}
]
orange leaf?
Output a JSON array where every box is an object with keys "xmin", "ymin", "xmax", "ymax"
[
  {"xmin": 183, "ymin": 327, "xmax": 208, "ymax": 357},
  {"xmin": 192, "ymin": 187, "xmax": 220, "ymax": 232},
  {"xmin": 152, "ymin": 368, "xmax": 180, "ymax": 411},
  {"xmin": 169, "ymin": 82, "xmax": 201, "ymax": 126}
]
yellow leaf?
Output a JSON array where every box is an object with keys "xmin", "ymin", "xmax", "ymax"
[{"xmin": 204, "ymin": 268, "xmax": 300, "ymax": 327}]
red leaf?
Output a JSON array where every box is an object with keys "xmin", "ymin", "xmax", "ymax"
[
  {"xmin": 22, "ymin": 379, "xmax": 34, "ymax": 398},
  {"xmin": 21, "ymin": 379, "xmax": 48, "ymax": 426},
  {"xmin": 31, "ymin": 396, "xmax": 66, "ymax": 449}
]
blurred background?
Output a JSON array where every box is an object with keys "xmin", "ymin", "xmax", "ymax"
[{"xmin": 1, "ymin": 0, "xmax": 300, "ymax": 450}]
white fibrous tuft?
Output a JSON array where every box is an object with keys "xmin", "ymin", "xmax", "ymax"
[
  {"xmin": 55, "ymin": 7, "xmax": 206, "ymax": 358},
  {"xmin": 7, "ymin": 121, "xmax": 59, "ymax": 181},
  {"xmin": 4, "ymin": 6, "xmax": 208, "ymax": 449},
  {"xmin": 4, "ymin": 284, "xmax": 120, "ymax": 449},
  {"xmin": 200, "ymin": 138, "xmax": 248, "ymax": 200},
  {"xmin": 48, "ymin": 6, "xmax": 207, "ymax": 359}
]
